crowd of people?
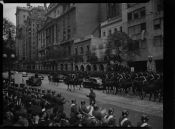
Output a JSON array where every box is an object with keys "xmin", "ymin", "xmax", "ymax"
[{"xmin": 3, "ymin": 78, "xmax": 152, "ymax": 128}]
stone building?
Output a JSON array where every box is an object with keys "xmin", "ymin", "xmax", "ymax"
[
  {"xmin": 37, "ymin": 3, "xmax": 107, "ymax": 72},
  {"xmin": 15, "ymin": 7, "xmax": 30, "ymax": 68}
]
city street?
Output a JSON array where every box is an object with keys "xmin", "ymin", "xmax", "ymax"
[{"xmin": 12, "ymin": 72, "xmax": 163, "ymax": 129}]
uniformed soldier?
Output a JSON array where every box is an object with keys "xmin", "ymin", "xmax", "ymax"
[
  {"xmin": 79, "ymin": 100, "xmax": 89, "ymax": 115},
  {"xmin": 87, "ymin": 88, "xmax": 96, "ymax": 105},
  {"xmin": 119, "ymin": 110, "xmax": 132, "ymax": 127},
  {"xmin": 104, "ymin": 108, "xmax": 116, "ymax": 127},
  {"xmin": 70, "ymin": 99, "xmax": 79, "ymax": 126},
  {"xmin": 137, "ymin": 115, "xmax": 152, "ymax": 128}
]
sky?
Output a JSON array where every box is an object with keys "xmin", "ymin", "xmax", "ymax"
[{"xmin": 3, "ymin": 3, "xmax": 48, "ymax": 26}]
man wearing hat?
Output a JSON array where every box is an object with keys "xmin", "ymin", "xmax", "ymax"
[
  {"xmin": 137, "ymin": 114, "xmax": 152, "ymax": 128},
  {"xmin": 70, "ymin": 99, "xmax": 79, "ymax": 126},
  {"xmin": 119, "ymin": 110, "xmax": 132, "ymax": 127}
]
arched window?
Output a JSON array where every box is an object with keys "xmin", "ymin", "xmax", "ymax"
[
  {"xmin": 86, "ymin": 65, "xmax": 91, "ymax": 71},
  {"xmin": 93, "ymin": 65, "xmax": 97, "ymax": 71},
  {"xmin": 80, "ymin": 65, "xmax": 84, "ymax": 71},
  {"xmin": 99, "ymin": 64, "xmax": 104, "ymax": 71}
]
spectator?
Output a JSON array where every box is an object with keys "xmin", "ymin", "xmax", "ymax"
[{"xmin": 119, "ymin": 110, "xmax": 132, "ymax": 127}]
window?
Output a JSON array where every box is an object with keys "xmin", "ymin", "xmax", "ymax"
[
  {"xmin": 23, "ymin": 15, "xmax": 25, "ymax": 18},
  {"xmin": 87, "ymin": 45, "xmax": 89, "ymax": 52},
  {"xmin": 134, "ymin": 12, "xmax": 139, "ymax": 19},
  {"xmin": 109, "ymin": 30, "xmax": 112, "ymax": 36},
  {"xmin": 140, "ymin": 8, "xmax": 145, "ymax": 17},
  {"xmin": 141, "ymin": 23, "xmax": 146, "ymax": 31},
  {"xmin": 120, "ymin": 26, "xmax": 122, "ymax": 32},
  {"xmin": 80, "ymin": 47, "xmax": 84, "ymax": 54},
  {"xmin": 75, "ymin": 48, "xmax": 78, "ymax": 55},
  {"xmin": 114, "ymin": 28, "xmax": 118, "ymax": 32},
  {"xmin": 103, "ymin": 31, "xmax": 106, "ymax": 37},
  {"xmin": 154, "ymin": 19, "xmax": 161, "ymax": 30},
  {"xmin": 153, "ymin": 35, "xmax": 163, "ymax": 47},
  {"xmin": 128, "ymin": 12, "xmax": 132, "ymax": 21},
  {"xmin": 140, "ymin": 39, "xmax": 147, "ymax": 49}
]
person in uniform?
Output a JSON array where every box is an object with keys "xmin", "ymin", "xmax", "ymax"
[
  {"xmin": 87, "ymin": 88, "xmax": 96, "ymax": 105},
  {"xmin": 137, "ymin": 115, "xmax": 152, "ymax": 128},
  {"xmin": 79, "ymin": 100, "xmax": 89, "ymax": 115},
  {"xmin": 118, "ymin": 110, "xmax": 132, "ymax": 127},
  {"xmin": 70, "ymin": 99, "xmax": 79, "ymax": 126},
  {"xmin": 103, "ymin": 108, "xmax": 116, "ymax": 127}
]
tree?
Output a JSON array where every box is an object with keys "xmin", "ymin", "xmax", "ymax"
[
  {"xmin": 105, "ymin": 30, "xmax": 140, "ymax": 63},
  {"xmin": 3, "ymin": 18, "xmax": 16, "ymax": 40}
]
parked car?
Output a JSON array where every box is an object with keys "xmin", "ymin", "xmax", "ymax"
[
  {"xmin": 83, "ymin": 77, "xmax": 103, "ymax": 89},
  {"xmin": 26, "ymin": 76, "xmax": 42, "ymax": 86},
  {"xmin": 38, "ymin": 75, "xmax": 44, "ymax": 80},
  {"xmin": 22, "ymin": 72, "xmax": 28, "ymax": 77}
]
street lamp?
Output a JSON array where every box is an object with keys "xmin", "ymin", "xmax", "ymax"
[{"xmin": 3, "ymin": 53, "xmax": 16, "ymax": 84}]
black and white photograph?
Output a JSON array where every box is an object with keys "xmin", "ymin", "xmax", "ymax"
[{"xmin": 2, "ymin": 2, "xmax": 163, "ymax": 128}]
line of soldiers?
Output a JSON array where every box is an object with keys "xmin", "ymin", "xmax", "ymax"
[{"xmin": 70, "ymin": 98, "xmax": 152, "ymax": 128}]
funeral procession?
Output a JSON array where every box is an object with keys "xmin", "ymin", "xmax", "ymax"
[{"xmin": 2, "ymin": 2, "xmax": 163, "ymax": 128}]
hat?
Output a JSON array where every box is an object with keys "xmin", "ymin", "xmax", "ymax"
[
  {"xmin": 141, "ymin": 114, "xmax": 149, "ymax": 122},
  {"xmin": 122, "ymin": 110, "xmax": 129, "ymax": 117}
]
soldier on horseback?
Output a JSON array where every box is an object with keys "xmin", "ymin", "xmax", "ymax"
[{"xmin": 119, "ymin": 110, "xmax": 132, "ymax": 127}]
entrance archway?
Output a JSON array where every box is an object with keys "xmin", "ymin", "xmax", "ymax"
[
  {"xmin": 99, "ymin": 64, "xmax": 104, "ymax": 71},
  {"xmin": 93, "ymin": 64, "xmax": 97, "ymax": 71},
  {"xmin": 80, "ymin": 65, "xmax": 84, "ymax": 71},
  {"xmin": 86, "ymin": 65, "xmax": 91, "ymax": 72},
  {"xmin": 75, "ymin": 65, "xmax": 79, "ymax": 71}
]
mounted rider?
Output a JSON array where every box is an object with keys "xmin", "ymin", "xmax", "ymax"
[{"xmin": 119, "ymin": 110, "xmax": 132, "ymax": 127}]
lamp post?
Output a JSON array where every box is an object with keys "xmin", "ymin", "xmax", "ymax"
[{"xmin": 3, "ymin": 53, "xmax": 15, "ymax": 84}]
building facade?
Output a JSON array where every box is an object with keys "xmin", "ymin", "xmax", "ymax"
[
  {"xmin": 37, "ymin": 3, "xmax": 107, "ymax": 72},
  {"xmin": 100, "ymin": 1, "xmax": 163, "ymax": 72},
  {"xmin": 15, "ymin": 7, "xmax": 30, "ymax": 66}
]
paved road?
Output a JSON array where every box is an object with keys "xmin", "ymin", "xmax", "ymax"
[{"xmin": 12, "ymin": 72, "xmax": 163, "ymax": 129}]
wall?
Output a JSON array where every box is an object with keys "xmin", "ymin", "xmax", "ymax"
[{"xmin": 75, "ymin": 3, "xmax": 100, "ymax": 39}]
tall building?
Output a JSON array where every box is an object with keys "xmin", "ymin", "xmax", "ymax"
[
  {"xmin": 18, "ymin": 6, "xmax": 46, "ymax": 70},
  {"xmin": 15, "ymin": 7, "xmax": 30, "ymax": 66},
  {"xmin": 37, "ymin": 3, "xmax": 106, "ymax": 72}
]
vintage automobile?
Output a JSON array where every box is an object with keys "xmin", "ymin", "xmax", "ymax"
[
  {"xmin": 83, "ymin": 77, "xmax": 103, "ymax": 89},
  {"xmin": 26, "ymin": 75, "xmax": 42, "ymax": 86},
  {"xmin": 22, "ymin": 72, "xmax": 28, "ymax": 77}
]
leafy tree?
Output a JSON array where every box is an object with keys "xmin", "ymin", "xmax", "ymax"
[
  {"xmin": 105, "ymin": 30, "xmax": 140, "ymax": 63},
  {"xmin": 3, "ymin": 18, "xmax": 16, "ymax": 40}
]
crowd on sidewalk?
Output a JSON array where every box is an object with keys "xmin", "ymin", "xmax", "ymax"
[{"xmin": 3, "ymin": 79, "xmax": 152, "ymax": 128}]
